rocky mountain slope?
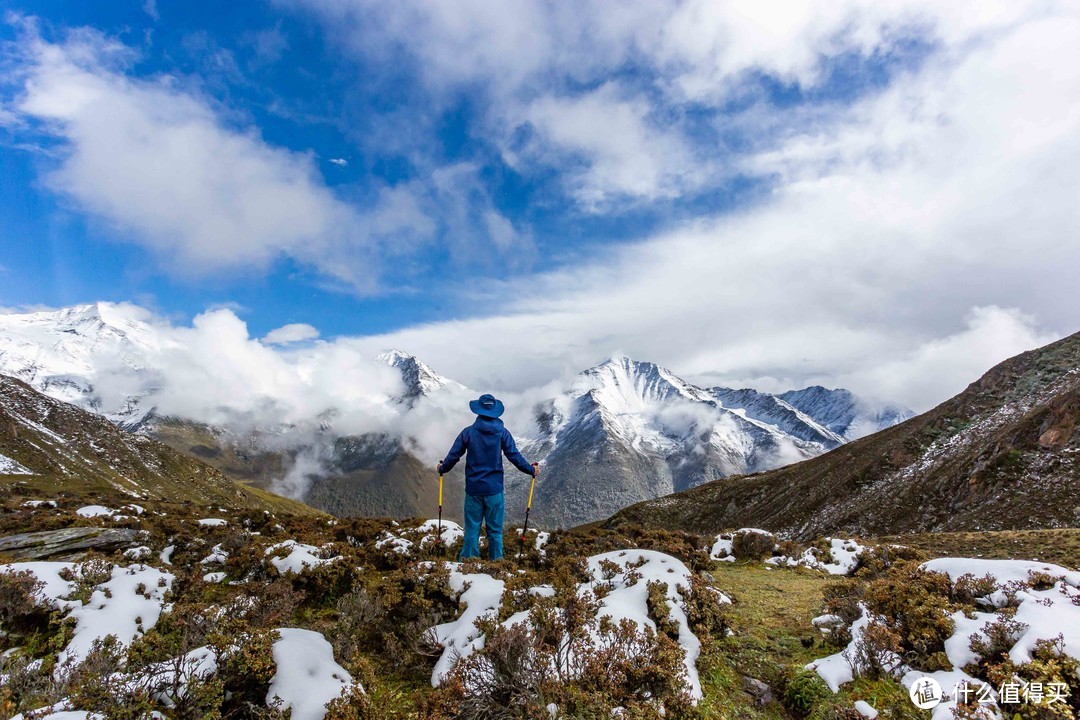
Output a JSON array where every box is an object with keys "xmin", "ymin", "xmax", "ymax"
[
  {"xmin": 778, "ymin": 386, "xmax": 912, "ymax": 440},
  {"xmin": 514, "ymin": 357, "xmax": 846, "ymax": 527},
  {"xmin": 0, "ymin": 373, "xmax": 315, "ymax": 514},
  {"xmin": 607, "ymin": 330, "xmax": 1080, "ymax": 538}
]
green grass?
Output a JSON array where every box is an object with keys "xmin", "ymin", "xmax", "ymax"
[{"xmin": 696, "ymin": 561, "xmax": 840, "ymax": 718}]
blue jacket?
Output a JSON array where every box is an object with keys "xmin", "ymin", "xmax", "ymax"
[{"xmin": 438, "ymin": 416, "xmax": 535, "ymax": 496}]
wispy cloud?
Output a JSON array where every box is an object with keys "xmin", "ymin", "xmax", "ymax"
[
  {"xmin": 263, "ymin": 322, "xmax": 320, "ymax": 345},
  {"xmin": 7, "ymin": 26, "xmax": 377, "ymax": 289},
  {"xmin": 288, "ymin": 0, "xmax": 1045, "ymax": 208}
]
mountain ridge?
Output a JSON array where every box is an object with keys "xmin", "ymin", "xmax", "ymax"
[
  {"xmin": 0, "ymin": 304, "xmax": 912, "ymax": 524},
  {"xmin": 606, "ymin": 330, "xmax": 1080, "ymax": 538}
]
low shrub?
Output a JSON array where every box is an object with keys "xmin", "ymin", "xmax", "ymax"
[
  {"xmin": 731, "ymin": 530, "xmax": 776, "ymax": 561},
  {"xmin": 0, "ymin": 569, "xmax": 48, "ymax": 636},
  {"xmin": 779, "ymin": 668, "xmax": 831, "ymax": 718},
  {"xmin": 861, "ymin": 564, "xmax": 955, "ymax": 669}
]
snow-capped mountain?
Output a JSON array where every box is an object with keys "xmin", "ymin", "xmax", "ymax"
[
  {"xmin": 513, "ymin": 357, "xmax": 852, "ymax": 527},
  {"xmin": 778, "ymin": 386, "xmax": 913, "ymax": 440},
  {"xmin": 0, "ymin": 303, "xmax": 160, "ymax": 421},
  {"xmin": 708, "ymin": 387, "xmax": 846, "ymax": 447},
  {"xmin": 376, "ymin": 349, "xmax": 464, "ymax": 407}
]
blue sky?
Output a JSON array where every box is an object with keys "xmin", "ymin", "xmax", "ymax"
[{"xmin": 1, "ymin": 1, "xmax": 1078, "ymax": 409}]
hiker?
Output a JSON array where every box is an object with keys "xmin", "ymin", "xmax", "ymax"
[{"xmin": 437, "ymin": 393, "xmax": 539, "ymax": 561}]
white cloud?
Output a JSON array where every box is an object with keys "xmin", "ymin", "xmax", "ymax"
[
  {"xmin": 332, "ymin": 5, "xmax": 1080, "ymax": 412},
  {"xmin": 328, "ymin": 157, "xmax": 347, "ymax": 167},
  {"xmin": 263, "ymin": 323, "xmax": 320, "ymax": 345},
  {"xmin": 514, "ymin": 83, "xmax": 705, "ymax": 207},
  {"xmin": 840, "ymin": 306, "xmax": 1057, "ymax": 411},
  {"xmin": 92, "ymin": 306, "xmax": 403, "ymax": 434},
  {"xmin": 288, "ymin": 0, "xmax": 1052, "ymax": 205},
  {"xmin": 5, "ymin": 27, "xmax": 399, "ymax": 292}
]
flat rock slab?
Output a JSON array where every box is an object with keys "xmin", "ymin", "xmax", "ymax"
[{"xmin": 0, "ymin": 527, "xmax": 141, "ymax": 561}]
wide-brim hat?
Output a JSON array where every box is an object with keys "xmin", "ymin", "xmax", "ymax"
[{"xmin": 469, "ymin": 393, "xmax": 504, "ymax": 418}]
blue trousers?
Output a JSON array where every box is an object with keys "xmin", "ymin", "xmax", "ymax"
[{"xmin": 460, "ymin": 492, "xmax": 504, "ymax": 561}]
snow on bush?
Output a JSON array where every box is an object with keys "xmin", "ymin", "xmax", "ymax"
[
  {"xmin": 586, "ymin": 549, "xmax": 708, "ymax": 700},
  {"xmin": 264, "ymin": 540, "xmax": 339, "ymax": 574},
  {"xmin": 711, "ymin": 530, "xmax": 866, "ymax": 574},
  {"xmin": 806, "ymin": 557, "xmax": 1080, "ymax": 720},
  {"xmin": 267, "ymin": 628, "xmax": 356, "ymax": 720},
  {"xmin": 708, "ymin": 533, "xmax": 736, "ymax": 562},
  {"xmin": 200, "ymin": 544, "xmax": 228, "ymax": 565},
  {"xmin": 122, "ymin": 546, "xmax": 152, "ymax": 561},
  {"xmin": 415, "ymin": 519, "xmax": 465, "ymax": 547},
  {"xmin": 0, "ymin": 561, "xmax": 80, "ymax": 611},
  {"xmin": 60, "ymin": 564, "xmax": 174, "ymax": 666},
  {"xmin": 197, "ymin": 518, "xmax": 227, "ymax": 527},
  {"xmin": 430, "ymin": 569, "xmax": 505, "ymax": 685},
  {"xmin": 767, "ymin": 538, "xmax": 867, "ymax": 575},
  {"xmin": 3, "ymin": 561, "xmax": 174, "ymax": 667},
  {"xmin": 430, "ymin": 549, "xmax": 720, "ymax": 703},
  {"xmin": 376, "ymin": 519, "xmax": 466, "ymax": 555}
]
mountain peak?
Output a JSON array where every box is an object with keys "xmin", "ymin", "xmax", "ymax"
[
  {"xmin": 375, "ymin": 350, "xmax": 458, "ymax": 406},
  {"xmin": 577, "ymin": 356, "xmax": 709, "ymax": 410},
  {"xmin": 375, "ymin": 349, "xmax": 415, "ymax": 366}
]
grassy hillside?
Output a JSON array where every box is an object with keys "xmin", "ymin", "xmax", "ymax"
[{"xmin": 0, "ymin": 374, "xmax": 319, "ymax": 516}]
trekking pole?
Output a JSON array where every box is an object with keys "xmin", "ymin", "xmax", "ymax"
[
  {"xmin": 436, "ymin": 473, "xmax": 444, "ymax": 544},
  {"xmin": 520, "ymin": 466, "xmax": 537, "ymax": 543}
]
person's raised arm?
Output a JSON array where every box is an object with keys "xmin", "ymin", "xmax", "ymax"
[
  {"xmin": 501, "ymin": 429, "xmax": 538, "ymax": 476},
  {"xmin": 436, "ymin": 430, "xmax": 468, "ymax": 474}
]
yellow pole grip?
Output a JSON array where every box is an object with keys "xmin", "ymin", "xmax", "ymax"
[
  {"xmin": 438, "ymin": 474, "xmax": 443, "ymax": 506},
  {"xmin": 526, "ymin": 474, "xmax": 536, "ymax": 510}
]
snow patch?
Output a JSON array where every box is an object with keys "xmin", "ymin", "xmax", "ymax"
[
  {"xmin": 60, "ymin": 563, "xmax": 174, "ymax": 665},
  {"xmin": 76, "ymin": 505, "xmax": 115, "ymax": 518},
  {"xmin": 431, "ymin": 567, "xmax": 506, "ymax": 685},
  {"xmin": 0, "ymin": 561, "xmax": 80, "ymax": 611},
  {"xmin": 268, "ymin": 628, "xmax": 356, "ymax": 720},
  {"xmin": 0, "ymin": 452, "xmax": 34, "ymax": 474},
  {"xmin": 265, "ymin": 540, "xmax": 338, "ymax": 574}
]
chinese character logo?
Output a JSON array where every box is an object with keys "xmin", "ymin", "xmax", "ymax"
[{"xmin": 910, "ymin": 677, "xmax": 943, "ymax": 709}]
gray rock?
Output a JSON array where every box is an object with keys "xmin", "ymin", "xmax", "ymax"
[
  {"xmin": 742, "ymin": 676, "xmax": 775, "ymax": 705},
  {"xmin": 0, "ymin": 527, "xmax": 141, "ymax": 561}
]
